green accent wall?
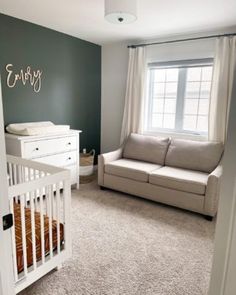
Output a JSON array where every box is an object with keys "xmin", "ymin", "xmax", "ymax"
[{"xmin": 0, "ymin": 13, "xmax": 101, "ymax": 155}]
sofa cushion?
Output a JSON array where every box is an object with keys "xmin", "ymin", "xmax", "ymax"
[
  {"xmin": 165, "ymin": 139, "xmax": 223, "ymax": 173},
  {"xmin": 123, "ymin": 133, "xmax": 170, "ymax": 165},
  {"xmin": 149, "ymin": 166, "xmax": 208, "ymax": 195},
  {"xmin": 105, "ymin": 159, "xmax": 162, "ymax": 183}
]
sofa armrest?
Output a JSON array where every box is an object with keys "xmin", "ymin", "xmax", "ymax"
[
  {"xmin": 204, "ymin": 164, "xmax": 223, "ymax": 216},
  {"xmin": 98, "ymin": 147, "xmax": 123, "ymax": 186}
]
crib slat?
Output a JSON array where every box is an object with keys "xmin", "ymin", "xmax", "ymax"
[
  {"xmin": 56, "ymin": 183, "xmax": 60, "ymax": 254},
  {"xmin": 48, "ymin": 185, "xmax": 53, "ymax": 259},
  {"xmin": 10, "ymin": 198, "xmax": 18, "ymax": 281},
  {"xmin": 51, "ymin": 185, "xmax": 54, "ymax": 220},
  {"xmin": 46, "ymin": 185, "xmax": 50, "ymax": 216},
  {"xmin": 34, "ymin": 169, "xmax": 37, "ymax": 181},
  {"xmin": 18, "ymin": 166, "xmax": 23, "ymax": 203},
  {"xmin": 30, "ymin": 191, "xmax": 37, "ymax": 270},
  {"xmin": 34, "ymin": 169, "xmax": 40, "ymax": 212},
  {"xmin": 18, "ymin": 165, "xmax": 22, "ymax": 183},
  {"xmin": 29, "ymin": 168, "xmax": 33, "ymax": 181},
  {"xmin": 25, "ymin": 167, "xmax": 29, "ymax": 182},
  {"xmin": 63, "ymin": 179, "xmax": 71, "ymax": 254},
  {"xmin": 13, "ymin": 164, "xmax": 19, "ymax": 202},
  {"xmin": 34, "ymin": 169, "xmax": 39, "ymax": 212},
  {"xmin": 39, "ymin": 185, "xmax": 45, "ymax": 264},
  {"xmin": 24, "ymin": 167, "xmax": 30, "ymax": 207},
  {"xmin": 21, "ymin": 166, "xmax": 26, "ymax": 183},
  {"xmin": 13, "ymin": 164, "xmax": 17, "ymax": 185},
  {"xmin": 9, "ymin": 163, "xmax": 13, "ymax": 186},
  {"xmin": 20, "ymin": 194, "xmax": 28, "ymax": 275}
]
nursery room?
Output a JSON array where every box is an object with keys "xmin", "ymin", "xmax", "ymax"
[{"xmin": 0, "ymin": 1, "xmax": 236, "ymax": 295}]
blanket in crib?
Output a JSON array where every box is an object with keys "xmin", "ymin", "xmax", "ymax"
[{"xmin": 14, "ymin": 203, "xmax": 64, "ymax": 273}]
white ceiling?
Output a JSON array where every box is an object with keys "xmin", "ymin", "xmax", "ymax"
[{"xmin": 1, "ymin": 0, "xmax": 236, "ymax": 45}]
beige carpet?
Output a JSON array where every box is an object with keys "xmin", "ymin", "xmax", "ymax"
[{"xmin": 20, "ymin": 181, "xmax": 215, "ymax": 295}]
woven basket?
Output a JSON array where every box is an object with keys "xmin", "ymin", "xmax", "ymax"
[{"xmin": 80, "ymin": 149, "xmax": 95, "ymax": 184}]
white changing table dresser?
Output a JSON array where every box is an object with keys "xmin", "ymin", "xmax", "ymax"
[{"xmin": 5, "ymin": 130, "xmax": 82, "ymax": 189}]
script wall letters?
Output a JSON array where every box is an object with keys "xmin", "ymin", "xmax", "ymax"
[{"xmin": 6, "ymin": 64, "xmax": 43, "ymax": 93}]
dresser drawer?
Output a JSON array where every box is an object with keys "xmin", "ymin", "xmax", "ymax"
[
  {"xmin": 24, "ymin": 136, "xmax": 77, "ymax": 158},
  {"xmin": 34, "ymin": 151, "xmax": 77, "ymax": 167}
]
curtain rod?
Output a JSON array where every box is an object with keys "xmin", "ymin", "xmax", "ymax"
[{"xmin": 128, "ymin": 32, "xmax": 236, "ymax": 48}]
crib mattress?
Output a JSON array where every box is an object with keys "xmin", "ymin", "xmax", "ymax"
[{"xmin": 14, "ymin": 203, "xmax": 64, "ymax": 273}]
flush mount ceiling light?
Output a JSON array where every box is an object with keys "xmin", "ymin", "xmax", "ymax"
[{"xmin": 105, "ymin": 0, "xmax": 137, "ymax": 24}]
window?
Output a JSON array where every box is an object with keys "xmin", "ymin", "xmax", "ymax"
[{"xmin": 144, "ymin": 59, "xmax": 213, "ymax": 137}]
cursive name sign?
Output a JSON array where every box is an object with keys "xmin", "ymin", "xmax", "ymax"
[{"xmin": 6, "ymin": 64, "xmax": 43, "ymax": 93}]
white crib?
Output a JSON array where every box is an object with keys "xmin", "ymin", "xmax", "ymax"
[{"xmin": 7, "ymin": 155, "xmax": 71, "ymax": 294}]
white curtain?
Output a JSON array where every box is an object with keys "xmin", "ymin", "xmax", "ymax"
[
  {"xmin": 120, "ymin": 47, "xmax": 146, "ymax": 144},
  {"xmin": 209, "ymin": 36, "xmax": 236, "ymax": 143}
]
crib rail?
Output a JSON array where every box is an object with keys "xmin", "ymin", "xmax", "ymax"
[{"xmin": 6, "ymin": 155, "xmax": 71, "ymax": 294}]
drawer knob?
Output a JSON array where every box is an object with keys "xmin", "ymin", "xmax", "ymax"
[
  {"xmin": 68, "ymin": 157, "xmax": 71, "ymax": 160},
  {"xmin": 35, "ymin": 148, "xmax": 39, "ymax": 151},
  {"xmin": 68, "ymin": 142, "xmax": 71, "ymax": 145}
]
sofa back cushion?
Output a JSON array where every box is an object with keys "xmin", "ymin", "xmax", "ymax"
[
  {"xmin": 123, "ymin": 133, "xmax": 170, "ymax": 165},
  {"xmin": 165, "ymin": 139, "xmax": 223, "ymax": 173}
]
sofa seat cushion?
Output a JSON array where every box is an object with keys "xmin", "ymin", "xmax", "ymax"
[
  {"xmin": 149, "ymin": 166, "xmax": 208, "ymax": 195},
  {"xmin": 105, "ymin": 159, "xmax": 162, "ymax": 183}
]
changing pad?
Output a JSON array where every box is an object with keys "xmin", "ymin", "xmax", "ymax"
[{"xmin": 6, "ymin": 121, "xmax": 70, "ymax": 136}]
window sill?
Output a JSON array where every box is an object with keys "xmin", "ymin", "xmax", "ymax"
[{"xmin": 143, "ymin": 129, "xmax": 208, "ymax": 141}]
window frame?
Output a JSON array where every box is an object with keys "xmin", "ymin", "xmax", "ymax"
[{"xmin": 144, "ymin": 58, "xmax": 214, "ymax": 139}]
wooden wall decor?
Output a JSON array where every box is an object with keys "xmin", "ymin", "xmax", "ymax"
[{"xmin": 6, "ymin": 64, "xmax": 43, "ymax": 93}]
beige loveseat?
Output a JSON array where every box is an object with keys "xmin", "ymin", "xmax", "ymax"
[{"xmin": 98, "ymin": 133, "xmax": 224, "ymax": 219}]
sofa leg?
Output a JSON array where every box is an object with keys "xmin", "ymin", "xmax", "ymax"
[
  {"xmin": 100, "ymin": 186, "xmax": 106, "ymax": 190},
  {"xmin": 205, "ymin": 215, "xmax": 213, "ymax": 221}
]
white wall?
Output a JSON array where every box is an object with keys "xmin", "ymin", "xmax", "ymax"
[
  {"xmin": 101, "ymin": 42, "xmax": 129, "ymax": 153},
  {"xmin": 101, "ymin": 38, "xmax": 216, "ymax": 152},
  {"xmin": 147, "ymin": 38, "xmax": 215, "ymax": 62}
]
